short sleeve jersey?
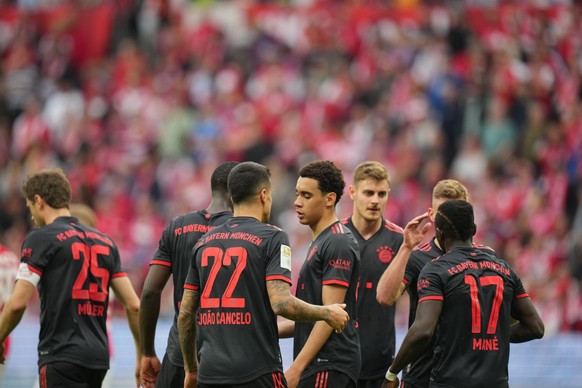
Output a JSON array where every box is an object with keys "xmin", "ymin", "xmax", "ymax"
[
  {"xmin": 183, "ymin": 217, "xmax": 293, "ymax": 384},
  {"xmin": 294, "ymin": 221, "xmax": 361, "ymax": 383},
  {"xmin": 15, "ymin": 216, "xmax": 125, "ymax": 369},
  {"xmin": 342, "ymin": 217, "xmax": 403, "ymax": 380},
  {"xmin": 417, "ymin": 247, "xmax": 528, "ymax": 388},
  {"xmin": 150, "ymin": 210, "xmax": 231, "ymax": 366}
]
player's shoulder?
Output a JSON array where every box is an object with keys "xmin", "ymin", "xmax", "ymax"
[
  {"xmin": 383, "ymin": 219, "xmax": 404, "ymax": 234},
  {"xmin": 322, "ymin": 222, "xmax": 357, "ymax": 246},
  {"xmin": 473, "ymin": 242, "xmax": 496, "ymax": 254}
]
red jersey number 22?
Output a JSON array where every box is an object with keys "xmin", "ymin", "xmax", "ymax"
[{"xmin": 201, "ymin": 246, "xmax": 247, "ymax": 309}]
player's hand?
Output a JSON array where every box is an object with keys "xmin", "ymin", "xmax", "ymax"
[
  {"xmin": 381, "ymin": 377, "xmax": 400, "ymax": 388},
  {"xmin": 324, "ymin": 303, "xmax": 349, "ymax": 333},
  {"xmin": 0, "ymin": 341, "xmax": 5, "ymax": 364},
  {"xmin": 184, "ymin": 370, "xmax": 198, "ymax": 388},
  {"xmin": 284, "ymin": 365, "xmax": 302, "ymax": 388},
  {"xmin": 403, "ymin": 212, "xmax": 432, "ymax": 249},
  {"xmin": 140, "ymin": 355, "xmax": 161, "ymax": 388}
]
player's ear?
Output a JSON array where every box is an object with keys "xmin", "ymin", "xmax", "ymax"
[
  {"xmin": 259, "ymin": 188, "xmax": 268, "ymax": 204},
  {"xmin": 472, "ymin": 223, "xmax": 477, "ymax": 237},
  {"xmin": 348, "ymin": 184, "xmax": 356, "ymax": 200},
  {"xmin": 325, "ymin": 192, "xmax": 337, "ymax": 208}
]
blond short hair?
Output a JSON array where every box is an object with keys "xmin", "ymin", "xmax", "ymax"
[
  {"xmin": 432, "ymin": 179, "xmax": 469, "ymax": 201},
  {"xmin": 353, "ymin": 161, "xmax": 390, "ymax": 186}
]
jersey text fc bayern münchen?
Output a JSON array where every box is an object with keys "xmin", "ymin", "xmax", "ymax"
[
  {"xmin": 183, "ymin": 217, "xmax": 292, "ymax": 384},
  {"xmin": 150, "ymin": 210, "xmax": 231, "ymax": 367},
  {"xmin": 417, "ymin": 246, "xmax": 528, "ymax": 388},
  {"xmin": 16, "ymin": 216, "xmax": 125, "ymax": 369}
]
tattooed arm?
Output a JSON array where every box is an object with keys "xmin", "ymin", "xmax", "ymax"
[
  {"xmin": 178, "ymin": 288, "xmax": 200, "ymax": 388},
  {"xmin": 266, "ymin": 280, "xmax": 348, "ymax": 332}
]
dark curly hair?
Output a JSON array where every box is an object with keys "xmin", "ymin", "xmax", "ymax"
[
  {"xmin": 299, "ymin": 160, "xmax": 345, "ymax": 205},
  {"xmin": 22, "ymin": 168, "xmax": 71, "ymax": 209},
  {"xmin": 436, "ymin": 199, "xmax": 476, "ymax": 242}
]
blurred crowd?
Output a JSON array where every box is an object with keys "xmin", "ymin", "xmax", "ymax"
[{"xmin": 1, "ymin": 0, "xmax": 582, "ymax": 334}]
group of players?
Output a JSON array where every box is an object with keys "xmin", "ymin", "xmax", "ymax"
[{"xmin": 0, "ymin": 159, "xmax": 544, "ymax": 388}]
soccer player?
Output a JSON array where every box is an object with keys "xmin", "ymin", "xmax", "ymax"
[
  {"xmin": 178, "ymin": 161, "xmax": 349, "ymax": 388},
  {"xmin": 0, "ymin": 243, "xmax": 18, "ymax": 383},
  {"xmin": 340, "ymin": 161, "xmax": 404, "ymax": 388},
  {"xmin": 376, "ymin": 179, "xmax": 469, "ymax": 388},
  {"xmin": 382, "ymin": 200, "xmax": 544, "ymax": 387},
  {"xmin": 0, "ymin": 168, "xmax": 141, "ymax": 388},
  {"xmin": 140, "ymin": 161, "xmax": 239, "ymax": 388},
  {"xmin": 282, "ymin": 160, "xmax": 361, "ymax": 388}
]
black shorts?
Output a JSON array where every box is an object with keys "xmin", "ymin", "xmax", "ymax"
[
  {"xmin": 198, "ymin": 372, "xmax": 287, "ymax": 388},
  {"xmin": 156, "ymin": 353, "xmax": 185, "ymax": 388},
  {"xmin": 39, "ymin": 361, "xmax": 107, "ymax": 388},
  {"xmin": 299, "ymin": 370, "xmax": 355, "ymax": 388},
  {"xmin": 357, "ymin": 377, "xmax": 385, "ymax": 388}
]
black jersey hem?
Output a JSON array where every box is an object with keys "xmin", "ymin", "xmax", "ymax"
[{"xmin": 198, "ymin": 365, "xmax": 283, "ymax": 385}]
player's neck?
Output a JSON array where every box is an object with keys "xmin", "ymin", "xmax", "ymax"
[
  {"xmin": 206, "ymin": 197, "xmax": 232, "ymax": 214},
  {"xmin": 44, "ymin": 208, "xmax": 71, "ymax": 225},
  {"xmin": 350, "ymin": 214, "xmax": 381, "ymax": 240},
  {"xmin": 310, "ymin": 211, "xmax": 338, "ymax": 240},
  {"xmin": 233, "ymin": 204, "xmax": 262, "ymax": 223}
]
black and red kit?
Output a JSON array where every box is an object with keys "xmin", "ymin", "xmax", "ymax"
[
  {"xmin": 417, "ymin": 246, "xmax": 529, "ymax": 388},
  {"xmin": 184, "ymin": 217, "xmax": 293, "ymax": 385},
  {"xmin": 342, "ymin": 217, "xmax": 403, "ymax": 381},
  {"xmin": 294, "ymin": 221, "xmax": 361, "ymax": 384},
  {"xmin": 150, "ymin": 210, "xmax": 231, "ymax": 367},
  {"xmin": 16, "ymin": 216, "xmax": 125, "ymax": 369}
]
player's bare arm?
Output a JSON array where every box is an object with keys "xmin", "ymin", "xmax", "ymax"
[
  {"xmin": 267, "ymin": 279, "xmax": 348, "ymax": 332},
  {"xmin": 285, "ymin": 284, "xmax": 348, "ymax": 388},
  {"xmin": 139, "ymin": 265, "xmax": 171, "ymax": 387},
  {"xmin": 385, "ymin": 300, "xmax": 442, "ymax": 383},
  {"xmin": 178, "ymin": 288, "xmax": 200, "ymax": 386},
  {"xmin": 111, "ymin": 276, "xmax": 141, "ymax": 387},
  {"xmin": 510, "ymin": 296, "xmax": 545, "ymax": 343},
  {"xmin": 0, "ymin": 280, "xmax": 36, "ymax": 364},
  {"xmin": 377, "ymin": 213, "xmax": 431, "ymax": 306}
]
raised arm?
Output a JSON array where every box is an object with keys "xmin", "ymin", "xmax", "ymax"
[
  {"xmin": 285, "ymin": 284, "xmax": 347, "ymax": 388},
  {"xmin": 178, "ymin": 288, "xmax": 200, "ymax": 388},
  {"xmin": 111, "ymin": 276, "xmax": 141, "ymax": 387},
  {"xmin": 139, "ymin": 264, "xmax": 171, "ymax": 387},
  {"xmin": 377, "ymin": 213, "xmax": 431, "ymax": 306},
  {"xmin": 510, "ymin": 296, "xmax": 544, "ymax": 343}
]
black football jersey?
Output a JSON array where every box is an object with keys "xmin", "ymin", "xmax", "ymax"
[
  {"xmin": 402, "ymin": 239, "xmax": 495, "ymax": 387},
  {"xmin": 342, "ymin": 217, "xmax": 403, "ymax": 380},
  {"xmin": 294, "ymin": 221, "xmax": 361, "ymax": 383},
  {"xmin": 417, "ymin": 247, "xmax": 528, "ymax": 388},
  {"xmin": 16, "ymin": 216, "xmax": 124, "ymax": 369},
  {"xmin": 150, "ymin": 210, "xmax": 231, "ymax": 366},
  {"xmin": 183, "ymin": 217, "xmax": 293, "ymax": 384}
]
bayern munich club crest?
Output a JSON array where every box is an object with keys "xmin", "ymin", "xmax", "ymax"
[{"xmin": 377, "ymin": 246, "xmax": 395, "ymax": 264}]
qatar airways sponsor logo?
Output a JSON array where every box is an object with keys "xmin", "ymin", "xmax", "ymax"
[
  {"xmin": 198, "ymin": 310, "xmax": 252, "ymax": 326},
  {"xmin": 328, "ymin": 258, "xmax": 351, "ymax": 271}
]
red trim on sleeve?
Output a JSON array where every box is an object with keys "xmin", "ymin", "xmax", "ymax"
[
  {"xmin": 402, "ymin": 278, "xmax": 409, "ymax": 285},
  {"xmin": 419, "ymin": 295, "xmax": 444, "ymax": 303},
  {"xmin": 515, "ymin": 293, "xmax": 529, "ymax": 299},
  {"xmin": 112, "ymin": 272, "xmax": 127, "ymax": 278},
  {"xmin": 28, "ymin": 265, "xmax": 42, "ymax": 276},
  {"xmin": 184, "ymin": 284, "xmax": 199, "ymax": 291},
  {"xmin": 150, "ymin": 259, "xmax": 171, "ymax": 267},
  {"xmin": 266, "ymin": 275, "xmax": 293, "ymax": 284},
  {"xmin": 322, "ymin": 279, "xmax": 349, "ymax": 287}
]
